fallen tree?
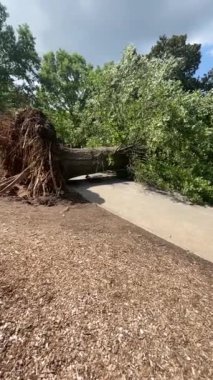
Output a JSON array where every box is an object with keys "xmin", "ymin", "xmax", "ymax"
[
  {"xmin": 0, "ymin": 108, "xmax": 64, "ymax": 198},
  {"xmin": 59, "ymin": 146, "xmax": 129, "ymax": 180},
  {"xmin": 0, "ymin": 108, "xmax": 130, "ymax": 199}
]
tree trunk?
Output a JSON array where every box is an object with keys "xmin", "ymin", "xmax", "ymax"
[{"xmin": 59, "ymin": 146, "xmax": 129, "ymax": 180}]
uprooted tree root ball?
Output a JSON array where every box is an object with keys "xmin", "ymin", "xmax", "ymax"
[{"xmin": 0, "ymin": 108, "xmax": 65, "ymax": 199}]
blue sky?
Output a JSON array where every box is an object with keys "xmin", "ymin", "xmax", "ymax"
[
  {"xmin": 2, "ymin": 0, "xmax": 213, "ymax": 76},
  {"xmin": 197, "ymin": 47, "xmax": 213, "ymax": 77}
]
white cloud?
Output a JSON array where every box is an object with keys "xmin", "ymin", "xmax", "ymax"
[
  {"xmin": 2, "ymin": 0, "xmax": 50, "ymax": 52},
  {"xmin": 2, "ymin": 0, "xmax": 213, "ymax": 63},
  {"xmin": 189, "ymin": 20, "xmax": 213, "ymax": 46}
]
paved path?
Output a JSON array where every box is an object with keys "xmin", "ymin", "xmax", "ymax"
[{"xmin": 72, "ymin": 177, "xmax": 213, "ymax": 263}]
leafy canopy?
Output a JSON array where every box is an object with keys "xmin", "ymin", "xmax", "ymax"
[
  {"xmin": 0, "ymin": 0, "xmax": 212, "ymax": 204},
  {"xmin": 148, "ymin": 34, "xmax": 201, "ymax": 90},
  {"xmin": 0, "ymin": 3, "xmax": 40, "ymax": 110},
  {"xmin": 37, "ymin": 50, "xmax": 92, "ymax": 112}
]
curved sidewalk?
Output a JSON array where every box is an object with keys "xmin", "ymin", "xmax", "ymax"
[{"xmin": 72, "ymin": 178, "xmax": 213, "ymax": 263}]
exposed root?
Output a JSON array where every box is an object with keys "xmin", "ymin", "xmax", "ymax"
[
  {"xmin": 0, "ymin": 108, "xmax": 65, "ymax": 199},
  {"xmin": 0, "ymin": 166, "xmax": 31, "ymax": 194}
]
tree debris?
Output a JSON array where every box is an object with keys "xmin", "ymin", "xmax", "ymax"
[{"xmin": 0, "ymin": 108, "xmax": 64, "ymax": 199}]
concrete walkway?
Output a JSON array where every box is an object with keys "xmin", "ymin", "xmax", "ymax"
[{"xmin": 72, "ymin": 177, "xmax": 213, "ymax": 263}]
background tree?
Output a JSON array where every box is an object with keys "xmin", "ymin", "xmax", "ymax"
[
  {"xmin": 200, "ymin": 68, "xmax": 213, "ymax": 91},
  {"xmin": 0, "ymin": 2, "xmax": 40, "ymax": 110},
  {"xmin": 148, "ymin": 34, "xmax": 201, "ymax": 90},
  {"xmin": 36, "ymin": 50, "xmax": 92, "ymax": 144},
  {"xmin": 37, "ymin": 50, "xmax": 92, "ymax": 113}
]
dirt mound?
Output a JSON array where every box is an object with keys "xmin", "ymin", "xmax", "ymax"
[{"xmin": 0, "ymin": 108, "xmax": 64, "ymax": 198}]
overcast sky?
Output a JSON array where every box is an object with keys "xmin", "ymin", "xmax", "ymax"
[{"xmin": 2, "ymin": 0, "xmax": 213, "ymax": 75}]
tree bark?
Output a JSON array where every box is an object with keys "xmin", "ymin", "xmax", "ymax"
[
  {"xmin": 0, "ymin": 135, "xmax": 8, "ymax": 145},
  {"xmin": 59, "ymin": 146, "xmax": 129, "ymax": 180}
]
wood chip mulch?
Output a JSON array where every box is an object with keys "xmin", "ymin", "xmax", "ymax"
[{"xmin": 0, "ymin": 198, "xmax": 212, "ymax": 379}]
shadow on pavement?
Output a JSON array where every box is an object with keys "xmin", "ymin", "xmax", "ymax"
[{"xmin": 68, "ymin": 173, "xmax": 131, "ymax": 205}]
